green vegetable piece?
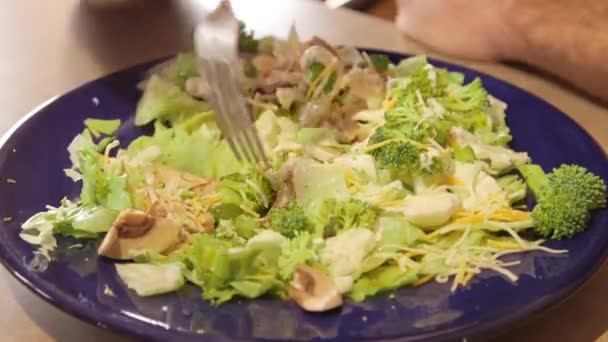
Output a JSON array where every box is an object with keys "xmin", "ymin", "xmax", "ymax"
[
  {"xmin": 84, "ymin": 118, "xmax": 121, "ymax": 136},
  {"xmin": 323, "ymin": 71, "xmax": 337, "ymax": 93},
  {"xmin": 393, "ymin": 56, "xmax": 428, "ymax": 77},
  {"xmin": 518, "ymin": 164, "xmax": 607, "ymax": 239},
  {"xmin": 350, "ymin": 265, "xmax": 417, "ymax": 302},
  {"xmin": 369, "ymin": 54, "xmax": 391, "ymax": 73},
  {"xmin": 116, "ymin": 263, "xmax": 185, "ymax": 296},
  {"xmin": 497, "ymin": 174, "xmax": 527, "ymax": 204},
  {"xmin": 306, "ymin": 198, "xmax": 368, "ymax": 236},
  {"xmin": 269, "ymin": 203, "xmax": 313, "ymax": 239},
  {"xmin": 76, "ymin": 138, "xmax": 132, "ymax": 211},
  {"xmin": 172, "ymin": 52, "xmax": 199, "ymax": 85},
  {"xmin": 233, "ymin": 214, "xmax": 261, "ymax": 239},
  {"xmin": 277, "ymin": 232, "xmax": 318, "ymax": 280},
  {"xmin": 438, "ymin": 78, "xmax": 488, "ymax": 112},
  {"xmin": 376, "ymin": 214, "xmax": 424, "ymax": 247},
  {"xmin": 212, "ymin": 169, "xmax": 274, "ymax": 220},
  {"xmin": 135, "ymin": 75, "xmax": 209, "ymax": 126},
  {"xmin": 185, "ymin": 233, "xmax": 284, "ymax": 304},
  {"xmin": 453, "ymin": 145, "xmax": 476, "ymax": 163},
  {"xmin": 307, "ymin": 60, "xmax": 324, "ymax": 83},
  {"xmin": 72, "ymin": 206, "xmax": 118, "ymax": 233}
]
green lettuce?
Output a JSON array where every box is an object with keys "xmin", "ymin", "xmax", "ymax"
[
  {"xmin": 135, "ymin": 75, "xmax": 209, "ymax": 126},
  {"xmin": 67, "ymin": 134, "xmax": 132, "ymax": 211},
  {"xmin": 182, "ymin": 231, "xmax": 286, "ymax": 304},
  {"xmin": 84, "ymin": 118, "xmax": 121, "ymax": 136},
  {"xmin": 116, "ymin": 263, "xmax": 185, "ymax": 296},
  {"xmin": 127, "ymin": 121, "xmax": 242, "ymax": 180},
  {"xmin": 376, "ymin": 214, "xmax": 424, "ymax": 248},
  {"xmin": 20, "ymin": 199, "xmax": 117, "ymax": 258},
  {"xmin": 350, "ymin": 265, "xmax": 418, "ymax": 302},
  {"xmin": 277, "ymin": 232, "xmax": 320, "ymax": 280}
]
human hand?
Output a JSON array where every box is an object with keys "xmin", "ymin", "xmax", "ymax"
[{"xmin": 394, "ymin": 0, "xmax": 521, "ymax": 61}]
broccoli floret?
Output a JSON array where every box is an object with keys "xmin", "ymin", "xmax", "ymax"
[
  {"xmin": 212, "ymin": 168, "xmax": 274, "ymax": 220},
  {"xmin": 269, "ymin": 203, "xmax": 313, "ymax": 239},
  {"xmin": 339, "ymin": 198, "xmax": 379, "ymax": 230},
  {"xmin": 368, "ymin": 128, "xmax": 421, "ymax": 167},
  {"xmin": 439, "ymin": 78, "xmax": 488, "ymax": 112},
  {"xmin": 310, "ymin": 198, "xmax": 380, "ymax": 237},
  {"xmin": 519, "ymin": 164, "xmax": 606, "ymax": 239},
  {"xmin": 550, "ymin": 165, "xmax": 606, "ymax": 209},
  {"xmin": 368, "ymin": 125, "xmax": 441, "ymax": 175},
  {"xmin": 497, "ymin": 174, "xmax": 527, "ymax": 204}
]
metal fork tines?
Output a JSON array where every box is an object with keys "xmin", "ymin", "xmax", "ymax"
[{"xmin": 194, "ymin": 2, "xmax": 267, "ymax": 164}]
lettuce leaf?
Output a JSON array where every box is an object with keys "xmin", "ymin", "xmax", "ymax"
[
  {"xmin": 116, "ymin": 263, "xmax": 185, "ymax": 296},
  {"xmin": 84, "ymin": 118, "xmax": 121, "ymax": 136},
  {"xmin": 75, "ymin": 138, "xmax": 132, "ymax": 211},
  {"xmin": 376, "ymin": 214, "xmax": 424, "ymax": 247},
  {"xmin": 350, "ymin": 265, "xmax": 417, "ymax": 302},
  {"xmin": 293, "ymin": 158, "xmax": 349, "ymax": 207},
  {"xmin": 184, "ymin": 232, "xmax": 285, "ymax": 304},
  {"xmin": 135, "ymin": 75, "xmax": 209, "ymax": 126},
  {"xmin": 20, "ymin": 199, "xmax": 117, "ymax": 258},
  {"xmin": 127, "ymin": 121, "xmax": 242, "ymax": 180},
  {"xmin": 277, "ymin": 232, "xmax": 319, "ymax": 280}
]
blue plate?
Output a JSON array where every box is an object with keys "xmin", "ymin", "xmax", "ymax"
[{"xmin": 0, "ymin": 50, "xmax": 607, "ymax": 341}]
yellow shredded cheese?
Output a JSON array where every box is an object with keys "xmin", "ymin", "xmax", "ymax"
[{"xmin": 486, "ymin": 239, "xmax": 522, "ymax": 250}]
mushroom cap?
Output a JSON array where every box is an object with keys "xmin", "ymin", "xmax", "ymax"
[
  {"xmin": 98, "ymin": 208, "xmax": 181, "ymax": 260},
  {"xmin": 287, "ymin": 265, "xmax": 343, "ymax": 312}
]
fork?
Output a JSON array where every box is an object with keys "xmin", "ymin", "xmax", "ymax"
[{"xmin": 194, "ymin": 1, "xmax": 267, "ymax": 164}]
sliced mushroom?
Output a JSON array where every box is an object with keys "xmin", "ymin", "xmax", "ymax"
[
  {"xmin": 287, "ymin": 265, "xmax": 343, "ymax": 312},
  {"xmin": 98, "ymin": 208, "xmax": 181, "ymax": 260}
]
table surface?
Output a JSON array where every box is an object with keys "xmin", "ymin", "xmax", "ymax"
[{"xmin": 1, "ymin": 1, "xmax": 607, "ymax": 341}]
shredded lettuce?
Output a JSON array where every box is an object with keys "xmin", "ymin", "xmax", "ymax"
[
  {"xmin": 127, "ymin": 121, "xmax": 242, "ymax": 180},
  {"xmin": 116, "ymin": 263, "xmax": 185, "ymax": 296},
  {"xmin": 20, "ymin": 199, "xmax": 117, "ymax": 258},
  {"xmin": 185, "ymin": 232, "xmax": 285, "ymax": 304},
  {"xmin": 350, "ymin": 265, "xmax": 418, "ymax": 302},
  {"xmin": 84, "ymin": 118, "xmax": 121, "ymax": 136},
  {"xmin": 277, "ymin": 232, "xmax": 320, "ymax": 280},
  {"xmin": 135, "ymin": 75, "xmax": 209, "ymax": 126}
]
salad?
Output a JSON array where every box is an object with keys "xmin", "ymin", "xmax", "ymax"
[{"xmin": 20, "ymin": 25, "xmax": 606, "ymax": 312}]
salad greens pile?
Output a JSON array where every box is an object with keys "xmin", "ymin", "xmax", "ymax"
[{"xmin": 20, "ymin": 26, "xmax": 606, "ymax": 311}]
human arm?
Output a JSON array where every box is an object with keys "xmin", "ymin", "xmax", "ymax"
[{"xmin": 395, "ymin": 0, "xmax": 608, "ymax": 102}]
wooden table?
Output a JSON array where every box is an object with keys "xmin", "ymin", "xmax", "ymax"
[{"xmin": 1, "ymin": 1, "xmax": 607, "ymax": 341}]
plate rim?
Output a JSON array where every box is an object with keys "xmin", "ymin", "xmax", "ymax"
[{"xmin": 1, "ymin": 48, "xmax": 607, "ymax": 341}]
